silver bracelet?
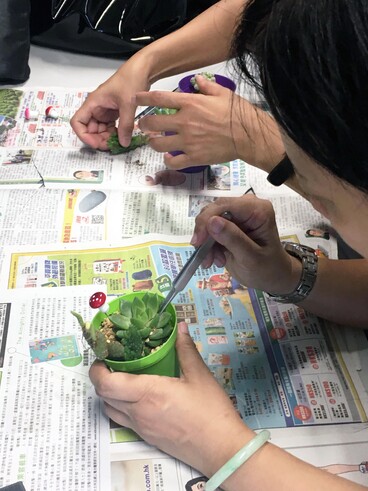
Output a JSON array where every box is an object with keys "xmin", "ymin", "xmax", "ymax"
[{"xmin": 267, "ymin": 242, "xmax": 318, "ymax": 304}]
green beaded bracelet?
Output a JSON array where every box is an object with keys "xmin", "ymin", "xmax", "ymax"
[{"xmin": 205, "ymin": 430, "xmax": 271, "ymax": 491}]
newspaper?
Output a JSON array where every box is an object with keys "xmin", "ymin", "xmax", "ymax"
[
  {"xmin": 0, "ymin": 234, "xmax": 367, "ymax": 489},
  {"xmin": 1, "ymin": 86, "xmax": 368, "ymax": 490},
  {"xmin": 0, "ymin": 286, "xmax": 111, "ymax": 490}
]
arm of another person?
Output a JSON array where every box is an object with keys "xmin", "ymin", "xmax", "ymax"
[{"xmin": 70, "ymin": 0, "xmax": 246, "ymax": 149}]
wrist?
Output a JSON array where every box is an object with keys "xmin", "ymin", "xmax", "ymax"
[
  {"xmin": 267, "ymin": 243, "xmax": 319, "ymax": 303},
  {"xmin": 118, "ymin": 50, "xmax": 154, "ymax": 82},
  {"xmin": 205, "ymin": 430, "xmax": 271, "ymax": 491},
  {"xmin": 233, "ymin": 103, "xmax": 285, "ymax": 170},
  {"xmin": 203, "ymin": 423, "xmax": 255, "ymax": 478},
  {"xmin": 266, "ymin": 252, "xmax": 303, "ymax": 296}
]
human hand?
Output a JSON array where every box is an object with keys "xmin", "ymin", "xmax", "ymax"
[
  {"xmin": 137, "ymin": 75, "xmax": 285, "ymax": 170},
  {"xmin": 192, "ymin": 195, "xmax": 302, "ymax": 295},
  {"xmin": 70, "ymin": 58, "xmax": 151, "ymax": 150},
  {"xmin": 89, "ymin": 322, "xmax": 253, "ymax": 477}
]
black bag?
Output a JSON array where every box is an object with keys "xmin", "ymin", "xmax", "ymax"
[
  {"xmin": 30, "ymin": 0, "xmax": 187, "ymax": 59},
  {"xmin": 0, "ymin": 0, "xmax": 216, "ymax": 85},
  {"xmin": 51, "ymin": 0, "xmax": 187, "ymax": 44},
  {"xmin": 0, "ymin": 0, "xmax": 31, "ymax": 84}
]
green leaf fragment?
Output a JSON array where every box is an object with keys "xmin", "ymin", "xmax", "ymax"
[
  {"xmin": 157, "ymin": 312, "xmax": 172, "ymax": 328},
  {"xmin": 115, "ymin": 330, "xmax": 127, "ymax": 339},
  {"xmin": 145, "ymin": 338, "xmax": 164, "ymax": 348},
  {"xmin": 107, "ymin": 341, "xmax": 125, "ymax": 360},
  {"xmin": 71, "ymin": 310, "xmax": 85, "ymax": 328},
  {"xmin": 190, "ymin": 72, "xmax": 216, "ymax": 92},
  {"xmin": 145, "ymin": 293, "xmax": 159, "ymax": 316},
  {"xmin": 161, "ymin": 324, "xmax": 174, "ymax": 338},
  {"xmin": 138, "ymin": 327, "xmax": 151, "ymax": 339},
  {"xmin": 149, "ymin": 328, "xmax": 164, "ymax": 340},
  {"xmin": 154, "ymin": 107, "xmax": 178, "ymax": 115},
  {"xmin": 148, "ymin": 313, "xmax": 160, "ymax": 329},
  {"xmin": 131, "ymin": 297, "xmax": 145, "ymax": 318},
  {"xmin": 109, "ymin": 313, "xmax": 130, "ymax": 330},
  {"xmin": 107, "ymin": 132, "xmax": 149, "ymax": 155},
  {"xmin": 119, "ymin": 299, "xmax": 132, "ymax": 318},
  {"xmin": 130, "ymin": 317, "xmax": 147, "ymax": 330},
  {"xmin": 93, "ymin": 331, "xmax": 109, "ymax": 359}
]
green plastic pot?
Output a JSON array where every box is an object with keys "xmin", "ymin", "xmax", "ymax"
[{"xmin": 91, "ymin": 292, "xmax": 179, "ymax": 376}]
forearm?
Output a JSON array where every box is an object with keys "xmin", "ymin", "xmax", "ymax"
[
  {"xmin": 125, "ymin": 0, "xmax": 246, "ymax": 83},
  {"xmin": 221, "ymin": 439, "xmax": 365, "ymax": 491},
  {"xmin": 288, "ymin": 257, "xmax": 368, "ymax": 327}
]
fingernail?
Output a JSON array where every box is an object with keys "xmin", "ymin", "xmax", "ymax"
[
  {"xmin": 209, "ymin": 216, "xmax": 225, "ymax": 235},
  {"xmin": 120, "ymin": 137, "xmax": 131, "ymax": 147},
  {"xmin": 190, "ymin": 233, "xmax": 198, "ymax": 246},
  {"xmin": 178, "ymin": 321, "xmax": 188, "ymax": 334}
]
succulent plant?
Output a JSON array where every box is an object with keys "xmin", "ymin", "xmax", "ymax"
[
  {"xmin": 154, "ymin": 107, "xmax": 178, "ymax": 116},
  {"xmin": 190, "ymin": 72, "xmax": 216, "ymax": 92},
  {"xmin": 71, "ymin": 293, "xmax": 174, "ymax": 362},
  {"xmin": 107, "ymin": 132, "xmax": 149, "ymax": 155}
]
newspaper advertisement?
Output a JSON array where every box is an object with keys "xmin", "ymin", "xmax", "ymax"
[{"xmin": 0, "ymin": 286, "xmax": 111, "ymax": 490}]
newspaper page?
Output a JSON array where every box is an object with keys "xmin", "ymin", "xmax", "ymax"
[
  {"xmin": 247, "ymin": 165, "xmax": 332, "ymax": 235},
  {"xmin": 0, "ymin": 187, "xmax": 253, "ymax": 255},
  {"xmin": 1, "ymin": 233, "xmax": 366, "ymax": 429},
  {"xmin": 0, "ymin": 145, "xmax": 249, "ymax": 193},
  {"xmin": 1, "ymin": 86, "xmax": 368, "ymax": 490},
  {"xmin": 0, "ymin": 88, "xmax": 249, "ymax": 194},
  {"xmin": 108, "ymin": 424, "xmax": 368, "ymax": 489},
  {"xmin": 0, "ymin": 286, "xmax": 111, "ymax": 490}
]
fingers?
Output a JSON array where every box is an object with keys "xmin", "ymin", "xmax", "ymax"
[
  {"xmin": 117, "ymin": 103, "xmax": 136, "ymax": 147},
  {"xmin": 206, "ymin": 216, "xmax": 259, "ymax": 261},
  {"xmin": 191, "ymin": 197, "xmax": 237, "ymax": 246},
  {"xmin": 176, "ymin": 322, "xmax": 213, "ymax": 382},
  {"xmin": 71, "ymin": 99, "xmax": 120, "ymax": 149},
  {"xmin": 136, "ymin": 90, "xmax": 188, "ymax": 110},
  {"xmin": 192, "ymin": 196, "xmax": 279, "ymax": 261},
  {"xmin": 195, "ymin": 74, "xmax": 230, "ymax": 97},
  {"xmin": 89, "ymin": 360, "xmax": 154, "ymax": 403},
  {"xmin": 104, "ymin": 401, "xmax": 132, "ymax": 428},
  {"xmin": 70, "ymin": 107, "xmax": 101, "ymax": 148},
  {"xmin": 139, "ymin": 114, "xmax": 178, "ymax": 133}
]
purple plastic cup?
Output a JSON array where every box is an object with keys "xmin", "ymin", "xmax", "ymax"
[
  {"xmin": 169, "ymin": 73, "xmax": 236, "ymax": 173},
  {"xmin": 178, "ymin": 73, "xmax": 237, "ymax": 94}
]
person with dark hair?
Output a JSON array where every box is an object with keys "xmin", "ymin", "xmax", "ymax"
[{"xmin": 88, "ymin": 1, "xmax": 368, "ymax": 490}]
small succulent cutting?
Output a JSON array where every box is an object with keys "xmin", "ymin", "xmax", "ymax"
[
  {"xmin": 71, "ymin": 292, "xmax": 174, "ymax": 362},
  {"xmin": 107, "ymin": 132, "xmax": 149, "ymax": 155},
  {"xmin": 190, "ymin": 72, "xmax": 216, "ymax": 92}
]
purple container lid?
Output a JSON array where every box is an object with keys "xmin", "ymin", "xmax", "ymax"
[{"xmin": 178, "ymin": 73, "xmax": 236, "ymax": 94}]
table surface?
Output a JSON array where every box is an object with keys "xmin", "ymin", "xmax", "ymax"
[{"xmin": 24, "ymin": 44, "xmax": 224, "ymax": 92}]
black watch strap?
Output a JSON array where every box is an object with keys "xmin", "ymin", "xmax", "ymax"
[{"xmin": 267, "ymin": 155, "xmax": 294, "ymax": 186}]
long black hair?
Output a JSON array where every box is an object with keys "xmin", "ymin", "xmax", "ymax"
[{"xmin": 232, "ymin": 0, "xmax": 368, "ymax": 192}]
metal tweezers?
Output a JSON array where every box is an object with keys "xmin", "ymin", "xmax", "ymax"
[{"xmin": 158, "ymin": 211, "xmax": 232, "ymax": 313}]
